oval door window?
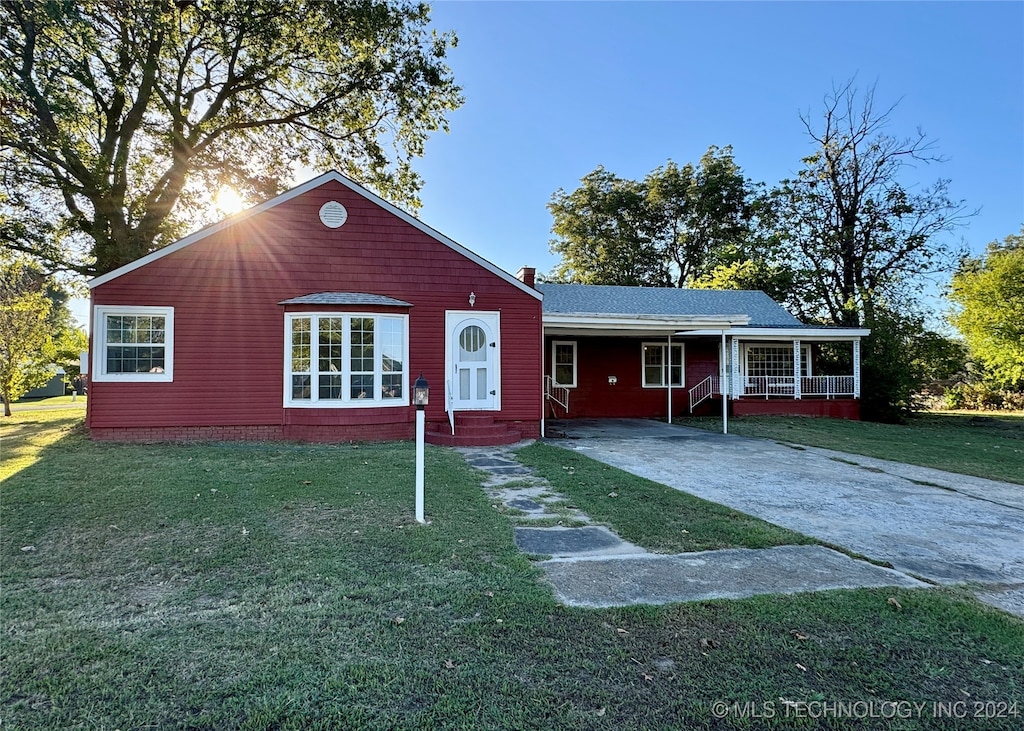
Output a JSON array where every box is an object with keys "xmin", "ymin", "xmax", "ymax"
[{"xmin": 459, "ymin": 325, "xmax": 487, "ymax": 361}]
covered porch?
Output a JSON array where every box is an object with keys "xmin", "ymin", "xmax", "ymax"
[
  {"xmin": 541, "ymin": 325, "xmax": 869, "ymax": 425},
  {"xmin": 680, "ymin": 327, "xmax": 868, "ymax": 421}
]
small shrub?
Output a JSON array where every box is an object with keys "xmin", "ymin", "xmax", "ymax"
[{"xmin": 945, "ymin": 382, "xmax": 1024, "ymax": 411}]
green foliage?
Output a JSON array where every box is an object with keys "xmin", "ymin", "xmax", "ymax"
[
  {"xmin": 945, "ymin": 382, "xmax": 1024, "ymax": 412},
  {"xmin": 948, "ymin": 230, "xmax": 1024, "ymax": 390},
  {"xmin": 0, "ymin": 0, "xmax": 462, "ymax": 276},
  {"xmin": 546, "ymin": 167, "xmax": 664, "ymax": 285},
  {"xmin": 689, "ymin": 256, "xmax": 797, "ymax": 303},
  {"xmin": 0, "ymin": 259, "xmax": 55, "ymax": 414},
  {"xmin": 860, "ymin": 307, "xmax": 968, "ymax": 422},
  {"xmin": 547, "ymin": 147, "xmax": 757, "ymax": 287}
]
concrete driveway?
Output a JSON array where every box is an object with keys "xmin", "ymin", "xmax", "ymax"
[{"xmin": 548, "ymin": 419, "xmax": 1024, "ymax": 616}]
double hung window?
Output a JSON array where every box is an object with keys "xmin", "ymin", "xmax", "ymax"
[
  {"xmin": 551, "ymin": 341, "xmax": 577, "ymax": 387},
  {"xmin": 642, "ymin": 343, "xmax": 683, "ymax": 387},
  {"xmin": 92, "ymin": 306, "xmax": 174, "ymax": 382}
]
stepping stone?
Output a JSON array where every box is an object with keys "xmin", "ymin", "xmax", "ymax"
[
  {"xmin": 507, "ymin": 498, "xmax": 544, "ymax": 511},
  {"xmin": 538, "ymin": 545, "xmax": 927, "ymax": 608},
  {"xmin": 514, "ymin": 526, "xmax": 645, "ymax": 558}
]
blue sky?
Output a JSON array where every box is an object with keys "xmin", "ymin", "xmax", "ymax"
[
  {"xmin": 412, "ymin": 0, "xmax": 1023, "ymax": 280},
  {"xmin": 71, "ymin": 1, "xmax": 1022, "ymax": 329}
]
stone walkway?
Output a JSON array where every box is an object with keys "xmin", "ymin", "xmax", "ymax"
[{"xmin": 459, "ymin": 444, "xmax": 925, "ymax": 608}]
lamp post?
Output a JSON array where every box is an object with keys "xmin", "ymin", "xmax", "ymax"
[{"xmin": 413, "ymin": 373, "xmax": 429, "ymax": 523}]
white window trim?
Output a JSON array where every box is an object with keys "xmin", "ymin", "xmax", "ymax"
[
  {"xmin": 551, "ymin": 340, "xmax": 577, "ymax": 388},
  {"xmin": 641, "ymin": 342, "xmax": 684, "ymax": 389},
  {"xmin": 742, "ymin": 343, "xmax": 812, "ymax": 378},
  {"xmin": 284, "ymin": 312, "xmax": 410, "ymax": 408},
  {"xmin": 91, "ymin": 305, "xmax": 174, "ymax": 382}
]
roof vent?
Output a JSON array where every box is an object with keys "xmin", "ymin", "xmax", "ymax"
[{"xmin": 319, "ymin": 201, "xmax": 349, "ymax": 228}]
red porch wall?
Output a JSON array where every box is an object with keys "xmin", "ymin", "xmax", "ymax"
[
  {"xmin": 545, "ymin": 336, "xmax": 720, "ymax": 419},
  {"xmin": 731, "ymin": 399, "xmax": 861, "ymax": 420},
  {"xmin": 88, "ymin": 179, "xmax": 542, "ymax": 442}
]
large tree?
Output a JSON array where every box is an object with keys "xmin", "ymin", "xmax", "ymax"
[
  {"xmin": 0, "ymin": 0, "xmax": 462, "ymax": 277},
  {"xmin": 948, "ymin": 230, "xmax": 1024, "ymax": 390},
  {"xmin": 547, "ymin": 147, "xmax": 756, "ymax": 287},
  {"xmin": 546, "ymin": 167, "xmax": 665, "ymax": 286},
  {"xmin": 763, "ymin": 82, "xmax": 973, "ymax": 421},
  {"xmin": 767, "ymin": 82, "xmax": 970, "ymax": 327}
]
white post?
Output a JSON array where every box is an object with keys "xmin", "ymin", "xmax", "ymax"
[
  {"xmin": 721, "ymin": 331, "xmax": 728, "ymax": 435},
  {"xmin": 793, "ymin": 339, "xmax": 802, "ymax": 400},
  {"xmin": 666, "ymin": 334, "xmax": 672, "ymax": 423},
  {"xmin": 415, "ymin": 407, "xmax": 425, "ymax": 523},
  {"xmin": 853, "ymin": 339, "xmax": 862, "ymax": 399},
  {"xmin": 730, "ymin": 337, "xmax": 741, "ymax": 399}
]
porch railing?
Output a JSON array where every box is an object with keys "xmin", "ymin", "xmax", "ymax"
[
  {"xmin": 741, "ymin": 375, "xmax": 856, "ymax": 399},
  {"xmin": 544, "ymin": 375, "xmax": 570, "ymax": 415},
  {"xmin": 688, "ymin": 375, "xmax": 719, "ymax": 412}
]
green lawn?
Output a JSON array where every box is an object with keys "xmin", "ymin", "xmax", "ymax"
[
  {"xmin": 676, "ymin": 412, "xmax": 1024, "ymax": 485},
  {"xmin": 2, "ymin": 411, "xmax": 1022, "ymax": 729}
]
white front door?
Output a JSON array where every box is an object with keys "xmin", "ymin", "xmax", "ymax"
[{"xmin": 446, "ymin": 311, "xmax": 500, "ymax": 411}]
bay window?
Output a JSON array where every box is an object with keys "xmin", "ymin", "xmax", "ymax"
[{"xmin": 286, "ymin": 313, "xmax": 408, "ymax": 407}]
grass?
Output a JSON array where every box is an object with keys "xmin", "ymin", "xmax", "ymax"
[
  {"xmin": 514, "ymin": 442, "xmax": 817, "ymax": 553},
  {"xmin": 0, "ymin": 404, "xmax": 87, "ymax": 481},
  {"xmin": 2, "ymin": 410, "xmax": 1023, "ymax": 729},
  {"xmin": 676, "ymin": 412, "xmax": 1024, "ymax": 485}
]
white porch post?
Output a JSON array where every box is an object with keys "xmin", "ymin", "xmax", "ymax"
[
  {"xmin": 721, "ymin": 331, "xmax": 728, "ymax": 434},
  {"xmin": 666, "ymin": 334, "xmax": 673, "ymax": 423},
  {"xmin": 853, "ymin": 339, "xmax": 862, "ymax": 398},
  {"xmin": 730, "ymin": 337, "xmax": 740, "ymax": 399},
  {"xmin": 793, "ymin": 339, "xmax": 802, "ymax": 400}
]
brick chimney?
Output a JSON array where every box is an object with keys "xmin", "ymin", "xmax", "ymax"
[{"xmin": 515, "ymin": 266, "xmax": 536, "ymax": 288}]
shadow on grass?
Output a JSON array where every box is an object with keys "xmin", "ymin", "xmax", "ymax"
[{"xmin": 3, "ymin": 427, "xmax": 1023, "ymax": 730}]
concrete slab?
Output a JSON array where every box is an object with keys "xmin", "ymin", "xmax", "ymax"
[
  {"xmin": 514, "ymin": 526, "xmax": 647, "ymax": 558},
  {"xmin": 549, "ymin": 419, "xmax": 1024, "ymax": 615},
  {"xmin": 540, "ymin": 545, "xmax": 927, "ymax": 608}
]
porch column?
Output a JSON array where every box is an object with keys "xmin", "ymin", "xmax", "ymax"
[
  {"xmin": 730, "ymin": 337, "xmax": 740, "ymax": 398},
  {"xmin": 793, "ymin": 339, "xmax": 802, "ymax": 399},
  {"xmin": 853, "ymin": 339, "xmax": 862, "ymax": 398},
  {"xmin": 666, "ymin": 334, "xmax": 673, "ymax": 424},
  {"xmin": 721, "ymin": 331, "xmax": 728, "ymax": 434}
]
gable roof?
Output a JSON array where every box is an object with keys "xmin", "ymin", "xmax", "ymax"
[
  {"xmin": 89, "ymin": 171, "xmax": 541, "ymax": 300},
  {"xmin": 537, "ymin": 283, "xmax": 802, "ymax": 327}
]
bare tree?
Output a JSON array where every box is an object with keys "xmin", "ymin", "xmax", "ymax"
[{"xmin": 769, "ymin": 81, "xmax": 972, "ymax": 326}]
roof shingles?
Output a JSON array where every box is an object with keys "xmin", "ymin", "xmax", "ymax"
[{"xmin": 537, "ymin": 283, "xmax": 802, "ymax": 328}]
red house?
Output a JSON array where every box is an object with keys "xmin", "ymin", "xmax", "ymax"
[
  {"xmin": 87, "ymin": 171, "xmax": 543, "ymax": 446},
  {"xmin": 87, "ymin": 171, "xmax": 869, "ymax": 446},
  {"xmin": 538, "ymin": 284, "xmax": 869, "ymax": 422}
]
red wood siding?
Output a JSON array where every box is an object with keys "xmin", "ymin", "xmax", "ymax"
[
  {"xmin": 545, "ymin": 336, "xmax": 705, "ymax": 419},
  {"xmin": 89, "ymin": 180, "xmax": 542, "ymax": 441},
  {"xmin": 545, "ymin": 335, "xmax": 860, "ymax": 421},
  {"xmin": 732, "ymin": 399, "xmax": 860, "ymax": 419}
]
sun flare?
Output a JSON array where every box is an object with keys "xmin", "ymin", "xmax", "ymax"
[{"xmin": 214, "ymin": 186, "xmax": 247, "ymax": 215}]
